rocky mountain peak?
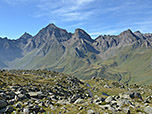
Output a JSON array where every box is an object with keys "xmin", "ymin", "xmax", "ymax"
[
  {"xmin": 120, "ymin": 29, "xmax": 133, "ymax": 36},
  {"xmin": 134, "ymin": 31, "xmax": 141, "ymax": 34},
  {"xmin": 46, "ymin": 23, "xmax": 58, "ymax": 29},
  {"xmin": 37, "ymin": 23, "xmax": 66, "ymax": 35},
  {"xmin": 20, "ymin": 32, "xmax": 32, "ymax": 39},
  {"xmin": 33, "ymin": 24, "xmax": 72, "ymax": 44},
  {"xmin": 17, "ymin": 32, "xmax": 33, "ymax": 45},
  {"xmin": 119, "ymin": 29, "xmax": 140, "ymax": 43},
  {"xmin": 74, "ymin": 28, "xmax": 94, "ymax": 43},
  {"xmin": 134, "ymin": 31, "xmax": 145, "ymax": 40}
]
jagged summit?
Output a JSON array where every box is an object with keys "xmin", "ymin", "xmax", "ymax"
[
  {"xmin": 119, "ymin": 29, "xmax": 134, "ymax": 36},
  {"xmin": 74, "ymin": 28, "xmax": 94, "ymax": 43},
  {"xmin": 46, "ymin": 23, "xmax": 58, "ymax": 29},
  {"xmin": 19, "ymin": 32, "xmax": 32, "ymax": 39},
  {"xmin": 17, "ymin": 32, "xmax": 33, "ymax": 45},
  {"xmin": 134, "ymin": 31, "xmax": 141, "ymax": 34},
  {"xmin": 35, "ymin": 23, "xmax": 69, "ymax": 37}
]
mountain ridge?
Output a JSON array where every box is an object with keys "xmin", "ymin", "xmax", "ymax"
[{"xmin": 0, "ymin": 24, "xmax": 152, "ymax": 84}]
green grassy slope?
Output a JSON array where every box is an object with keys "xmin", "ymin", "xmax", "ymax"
[{"xmin": 11, "ymin": 42, "xmax": 152, "ymax": 85}]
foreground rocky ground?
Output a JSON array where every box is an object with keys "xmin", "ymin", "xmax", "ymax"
[{"xmin": 0, "ymin": 70, "xmax": 152, "ymax": 114}]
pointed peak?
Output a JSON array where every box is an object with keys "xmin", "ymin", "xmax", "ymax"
[
  {"xmin": 74, "ymin": 28, "xmax": 89, "ymax": 36},
  {"xmin": 18, "ymin": 32, "xmax": 32, "ymax": 41},
  {"xmin": 120, "ymin": 29, "xmax": 134, "ymax": 36},
  {"xmin": 123, "ymin": 29, "xmax": 133, "ymax": 33},
  {"xmin": 20, "ymin": 32, "xmax": 32, "ymax": 38},
  {"xmin": 74, "ymin": 28, "xmax": 94, "ymax": 42},
  {"xmin": 75, "ymin": 28, "xmax": 86, "ymax": 33},
  {"xmin": 74, "ymin": 28, "xmax": 88, "ymax": 35},
  {"xmin": 22, "ymin": 32, "xmax": 32, "ymax": 36},
  {"xmin": 134, "ymin": 31, "xmax": 141, "ymax": 34},
  {"xmin": 47, "ymin": 23, "xmax": 57, "ymax": 28},
  {"xmin": 43, "ymin": 23, "xmax": 67, "ymax": 32},
  {"xmin": 127, "ymin": 29, "xmax": 132, "ymax": 32},
  {"xmin": 135, "ymin": 30, "xmax": 141, "ymax": 33}
]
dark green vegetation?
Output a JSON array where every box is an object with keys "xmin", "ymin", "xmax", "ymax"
[
  {"xmin": 0, "ymin": 24, "xmax": 152, "ymax": 84},
  {"xmin": 0, "ymin": 70, "xmax": 152, "ymax": 114}
]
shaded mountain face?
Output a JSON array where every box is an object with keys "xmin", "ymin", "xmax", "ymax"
[
  {"xmin": 0, "ymin": 37, "xmax": 22, "ymax": 61},
  {"xmin": 0, "ymin": 24, "xmax": 152, "ymax": 84}
]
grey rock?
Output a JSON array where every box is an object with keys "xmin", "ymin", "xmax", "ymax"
[
  {"xmin": 100, "ymin": 104, "xmax": 111, "ymax": 110},
  {"xmin": 23, "ymin": 108, "xmax": 30, "ymax": 114},
  {"xmin": 57, "ymin": 100, "xmax": 70, "ymax": 105},
  {"xmin": 8, "ymin": 99, "xmax": 15, "ymax": 105},
  {"xmin": 120, "ymin": 91, "xmax": 142, "ymax": 100},
  {"xmin": 87, "ymin": 109, "xmax": 95, "ymax": 114},
  {"xmin": 116, "ymin": 99, "xmax": 132, "ymax": 107},
  {"xmin": 104, "ymin": 85, "xmax": 111, "ymax": 88},
  {"xmin": 0, "ymin": 108, "xmax": 5, "ymax": 113},
  {"xmin": 144, "ymin": 106, "xmax": 152, "ymax": 114},
  {"xmin": 18, "ymin": 94, "xmax": 28, "ymax": 101},
  {"xmin": 50, "ymin": 105, "xmax": 56, "ymax": 110},
  {"xmin": 28, "ymin": 92, "xmax": 42, "ymax": 98},
  {"xmin": 123, "ymin": 107, "xmax": 130, "ymax": 114},
  {"xmin": 105, "ymin": 96, "xmax": 114, "ymax": 103},
  {"xmin": 0, "ymin": 100, "xmax": 7, "ymax": 109},
  {"xmin": 5, "ymin": 106, "xmax": 14, "ymax": 113},
  {"xmin": 15, "ymin": 102, "xmax": 22, "ymax": 108},
  {"xmin": 79, "ymin": 106, "xmax": 83, "ymax": 110},
  {"xmin": 74, "ymin": 98, "xmax": 85, "ymax": 104}
]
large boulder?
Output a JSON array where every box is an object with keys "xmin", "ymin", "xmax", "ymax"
[
  {"xmin": 116, "ymin": 99, "xmax": 132, "ymax": 107},
  {"xmin": 105, "ymin": 96, "xmax": 114, "ymax": 103},
  {"xmin": 57, "ymin": 100, "xmax": 70, "ymax": 105},
  {"xmin": 144, "ymin": 106, "xmax": 152, "ymax": 114},
  {"xmin": 28, "ymin": 92, "xmax": 44, "ymax": 99},
  {"xmin": 87, "ymin": 109, "xmax": 95, "ymax": 114},
  {"xmin": 0, "ymin": 100, "xmax": 7, "ymax": 109},
  {"xmin": 74, "ymin": 98, "xmax": 85, "ymax": 104},
  {"xmin": 119, "ymin": 91, "xmax": 142, "ymax": 100},
  {"xmin": 5, "ymin": 106, "xmax": 14, "ymax": 113}
]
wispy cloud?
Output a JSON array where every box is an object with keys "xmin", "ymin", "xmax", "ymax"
[
  {"xmin": 90, "ymin": 30, "xmax": 121, "ymax": 36},
  {"xmin": 2, "ymin": 0, "xmax": 30, "ymax": 5},
  {"xmin": 134, "ymin": 21, "xmax": 152, "ymax": 25},
  {"xmin": 35, "ymin": 0, "xmax": 96, "ymax": 21}
]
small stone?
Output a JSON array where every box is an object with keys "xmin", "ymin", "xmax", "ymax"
[
  {"xmin": 87, "ymin": 109, "xmax": 95, "ymax": 114},
  {"xmin": 105, "ymin": 96, "xmax": 114, "ymax": 103},
  {"xmin": 74, "ymin": 98, "xmax": 85, "ymax": 104},
  {"xmin": 23, "ymin": 108, "xmax": 29, "ymax": 114},
  {"xmin": 79, "ymin": 106, "xmax": 83, "ymax": 110},
  {"xmin": 5, "ymin": 106, "xmax": 14, "ymax": 113}
]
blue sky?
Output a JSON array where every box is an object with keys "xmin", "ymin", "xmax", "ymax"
[{"xmin": 0, "ymin": 0, "xmax": 152, "ymax": 39}]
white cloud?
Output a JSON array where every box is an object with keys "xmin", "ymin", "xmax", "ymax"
[
  {"xmin": 134, "ymin": 21, "xmax": 152, "ymax": 25},
  {"xmin": 2, "ymin": 0, "xmax": 31, "ymax": 5},
  {"xmin": 76, "ymin": 0, "xmax": 95, "ymax": 7},
  {"xmin": 90, "ymin": 30, "xmax": 119, "ymax": 36},
  {"xmin": 35, "ymin": 0, "xmax": 96, "ymax": 21}
]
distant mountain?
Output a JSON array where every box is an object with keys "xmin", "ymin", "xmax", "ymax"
[{"xmin": 0, "ymin": 24, "xmax": 152, "ymax": 84}]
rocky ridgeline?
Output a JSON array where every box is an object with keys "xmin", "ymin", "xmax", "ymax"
[{"xmin": 0, "ymin": 70, "xmax": 152, "ymax": 114}]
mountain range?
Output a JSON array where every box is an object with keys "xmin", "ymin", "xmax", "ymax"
[{"xmin": 0, "ymin": 23, "xmax": 152, "ymax": 84}]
